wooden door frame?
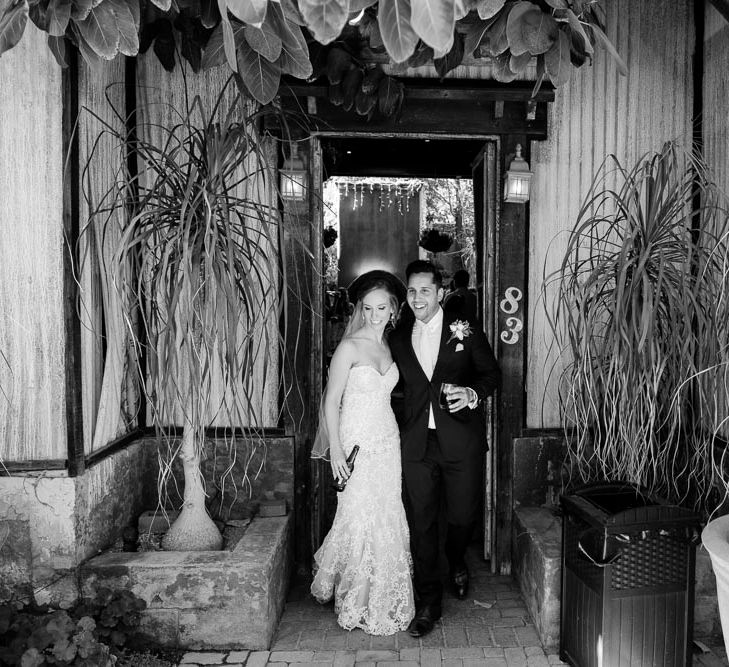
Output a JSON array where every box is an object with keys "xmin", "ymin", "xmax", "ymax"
[{"xmin": 307, "ymin": 131, "xmax": 521, "ymax": 571}]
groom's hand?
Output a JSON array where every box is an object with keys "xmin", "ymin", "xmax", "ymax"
[{"xmin": 444, "ymin": 385, "xmax": 477, "ymax": 412}]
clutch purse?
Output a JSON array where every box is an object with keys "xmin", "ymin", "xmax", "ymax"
[{"xmin": 332, "ymin": 445, "xmax": 360, "ymax": 492}]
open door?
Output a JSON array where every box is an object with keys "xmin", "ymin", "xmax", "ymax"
[{"xmin": 472, "ymin": 141, "xmax": 499, "ymax": 567}]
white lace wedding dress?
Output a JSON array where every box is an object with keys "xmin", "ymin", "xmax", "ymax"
[{"xmin": 311, "ymin": 363, "xmax": 415, "ymax": 635}]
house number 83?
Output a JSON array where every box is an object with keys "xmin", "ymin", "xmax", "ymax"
[{"xmin": 499, "ymin": 287, "xmax": 523, "ymax": 345}]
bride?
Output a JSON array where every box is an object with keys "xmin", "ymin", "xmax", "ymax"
[{"xmin": 311, "ymin": 270, "xmax": 415, "ymax": 635}]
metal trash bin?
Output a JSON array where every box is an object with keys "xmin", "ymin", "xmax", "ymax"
[{"xmin": 560, "ymin": 482, "xmax": 699, "ymax": 667}]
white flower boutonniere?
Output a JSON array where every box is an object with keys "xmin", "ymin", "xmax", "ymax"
[{"xmin": 448, "ymin": 319, "xmax": 472, "ymax": 345}]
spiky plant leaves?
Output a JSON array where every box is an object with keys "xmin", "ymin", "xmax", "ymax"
[
  {"xmin": 544, "ymin": 28, "xmax": 570, "ymax": 85},
  {"xmin": 434, "ymin": 30, "xmax": 463, "ymax": 77},
  {"xmin": 545, "ymin": 143, "xmax": 729, "ymax": 513},
  {"xmin": 341, "ymin": 65, "xmax": 362, "ymax": 110},
  {"xmin": 227, "ymin": 0, "xmax": 266, "ymax": 27},
  {"xmin": 299, "ymin": 0, "xmax": 350, "ymax": 46},
  {"xmin": 377, "ymin": 0, "xmax": 418, "ymax": 64},
  {"xmin": 244, "ymin": 22, "xmax": 282, "ymax": 62},
  {"xmin": 506, "ymin": 1, "xmax": 557, "ymax": 56},
  {"xmin": 76, "ymin": 0, "xmax": 119, "ymax": 59},
  {"xmin": 475, "ymin": 0, "xmax": 505, "ymax": 20},
  {"xmin": 237, "ymin": 35, "xmax": 281, "ymax": 104},
  {"xmin": 411, "ymin": 0, "xmax": 456, "ymax": 53},
  {"xmin": 0, "ymin": 0, "xmax": 28, "ymax": 57},
  {"xmin": 378, "ymin": 74, "xmax": 403, "ymax": 116},
  {"xmin": 326, "ymin": 46, "xmax": 351, "ymax": 84}
]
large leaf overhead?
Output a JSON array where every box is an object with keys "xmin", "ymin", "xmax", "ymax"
[
  {"xmin": 268, "ymin": 2, "xmax": 311, "ymax": 78},
  {"xmin": 378, "ymin": 0, "xmax": 418, "ymax": 64},
  {"xmin": 227, "ymin": 0, "xmax": 267, "ymax": 27},
  {"xmin": 507, "ymin": 1, "xmax": 557, "ymax": 56},
  {"xmin": 544, "ymin": 27, "xmax": 570, "ymax": 85},
  {"xmin": 108, "ymin": 0, "xmax": 139, "ymax": 57},
  {"xmin": 0, "ymin": 0, "xmax": 29, "ymax": 57},
  {"xmin": 411, "ymin": 0, "xmax": 457, "ymax": 53},
  {"xmin": 237, "ymin": 34, "xmax": 280, "ymax": 103},
  {"xmin": 476, "ymin": 0, "xmax": 506, "ymax": 20},
  {"xmin": 244, "ymin": 21, "xmax": 281, "ymax": 62},
  {"xmin": 299, "ymin": 0, "xmax": 349, "ymax": 45},
  {"xmin": 76, "ymin": 0, "xmax": 120, "ymax": 59},
  {"xmin": 47, "ymin": 0, "xmax": 72, "ymax": 37}
]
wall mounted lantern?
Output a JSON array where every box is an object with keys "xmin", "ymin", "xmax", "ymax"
[
  {"xmin": 503, "ymin": 144, "xmax": 532, "ymax": 204},
  {"xmin": 280, "ymin": 142, "xmax": 307, "ymax": 201}
]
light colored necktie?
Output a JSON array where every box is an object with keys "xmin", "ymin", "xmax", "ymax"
[{"xmin": 417, "ymin": 321, "xmax": 434, "ymax": 380}]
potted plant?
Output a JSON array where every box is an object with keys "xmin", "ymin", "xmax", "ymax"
[
  {"xmin": 545, "ymin": 141, "xmax": 729, "ymax": 658},
  {"xmin": 85, "ymin": 78, "xmax": 298, "ymax": 550},
  {"xmin": 546, "ymin": 141, "xmax": 729, "ymax": 512}
]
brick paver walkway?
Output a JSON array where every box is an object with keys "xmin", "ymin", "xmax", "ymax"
[{"xmin": 176, "ymin": 549, "xmax": 729, "ymax": 666}]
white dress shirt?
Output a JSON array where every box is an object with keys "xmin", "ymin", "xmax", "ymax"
[
  {"xmin": 412, "ymin": 307, "xmax": 444, "ymax": 428},
  {"xmin": 412, "ymin": 307, "xmax": 479, "ymax": 428}
]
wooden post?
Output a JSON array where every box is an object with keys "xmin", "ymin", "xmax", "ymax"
[
  {"xmin": 494, "ymin": 134, "xmax": 529, "ymax": 574},
  {"xmin": 62, "ymin": 49, "xmax": 84, "ymax": 477}
]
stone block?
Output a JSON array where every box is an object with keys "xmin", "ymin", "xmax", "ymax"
[
  {"xmin": 512, "ymin": 507, "xmax": 561, "ymax": 652},
  {"xmin": 80, "ymin": 514, "xmax": 292, "ymax": 650},
  {"xmin": 0, "ymin": 518, "xmax": 32, "ymax": 602}
]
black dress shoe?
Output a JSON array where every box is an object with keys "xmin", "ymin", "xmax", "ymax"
[
  {"xmin": 451, "ymin": 568, "xmax": 469, "ymax": 600},
  {"xmin": 407, "ymin": 607, "xmax": 440, "ymax": 638}
]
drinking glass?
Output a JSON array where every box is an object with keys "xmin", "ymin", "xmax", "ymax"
[{"xmin": 439, "ymin": 383, "xmax": 456, "ymax": 411}]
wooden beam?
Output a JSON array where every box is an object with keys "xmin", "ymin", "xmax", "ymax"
[
  {"xmin": 281, "ymin": 96, "xmax": 549, "ymax": 139},
  {"xmin": 62, "ymin": 48, "xmax": 84, "ymax": 477}
]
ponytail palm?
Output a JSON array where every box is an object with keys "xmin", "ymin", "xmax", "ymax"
[
  {"xmin": 88, "ymin": 81, "xmax": 294, "ymax": 549},
  {"xmin": 546, "ymin": 142, "xmax": 729, "ymax": 513}
]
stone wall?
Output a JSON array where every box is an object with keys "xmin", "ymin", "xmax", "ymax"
[{"xmin": 0, "ymin": 440, "xmax": 154, "ymax": 606}]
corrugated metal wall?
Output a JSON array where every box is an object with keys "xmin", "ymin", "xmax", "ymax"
[
  {"xmin": 704, "ymin": 4, "xmax": 729, "ymax": 196},
  {"xmin": 526, "ymin": 0, "xmax": 695, "ymax": 428},
  {"xmin": 0, "ymin": 26, "xmax": 67, "ymax": 462}
]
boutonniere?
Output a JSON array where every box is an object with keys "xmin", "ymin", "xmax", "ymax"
[{"xmin": 448, "ymin": 320, "xmax": 472, "ymax": 345}]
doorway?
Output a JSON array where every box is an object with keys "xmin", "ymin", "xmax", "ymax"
[{"xmin": 309, "ymin": 134, "xmax": 500, "ymax": 569}]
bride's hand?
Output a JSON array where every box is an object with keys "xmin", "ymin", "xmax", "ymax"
[{"xmin": 330, "ymin": 444, "xmax": 349, "ymax": 483}]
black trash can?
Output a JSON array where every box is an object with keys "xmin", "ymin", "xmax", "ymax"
[{"xmin": 560, "ymin": 482, "xmax": 699, "ymax": 667}]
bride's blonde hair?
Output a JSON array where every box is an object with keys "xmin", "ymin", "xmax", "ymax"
[{"xmin": 343, "ymin": 280, "xmax": 400, "ymax": 339}]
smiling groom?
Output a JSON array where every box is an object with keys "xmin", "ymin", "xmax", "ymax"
[{"xmin": 389, "ymin": 260, "xmax": 501, "ymax": 638}]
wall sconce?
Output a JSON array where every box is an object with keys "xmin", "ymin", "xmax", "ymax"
[
  {"xmin": 280, "ymin": 142, "xmax": 307, "ymax": 201},
  {"xmin": 503, "ymin": 144, "xmax": 532, "ymax": 204}
]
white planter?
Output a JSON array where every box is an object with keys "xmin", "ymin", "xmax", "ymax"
[{"xmin": 701, "ymin": 515, "xmax": 729, "ymax": 655}]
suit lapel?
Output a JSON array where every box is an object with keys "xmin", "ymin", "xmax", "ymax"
[
  {"xmin": 396, "ymin": 319, "xmax": 430, "ymax": 383},
  {"xmin": 431, "ymin": 312, "xmax": 454, "ymax": 381}
]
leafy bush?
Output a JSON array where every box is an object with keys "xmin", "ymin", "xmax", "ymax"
[{"xmin": 0, "ymin": 589, "xmax": 146, "ymax": 667}]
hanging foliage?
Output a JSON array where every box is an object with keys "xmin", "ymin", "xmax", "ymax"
[{"xmin": 1, "ymin": 0, "xmax": 625, "ymax": 110}]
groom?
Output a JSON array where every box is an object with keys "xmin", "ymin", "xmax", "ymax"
[{"xmin": 390, "ymin": 260, "xmax": 501, "ymax": 638}]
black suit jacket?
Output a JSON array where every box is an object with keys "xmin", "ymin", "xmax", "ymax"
[{"xmin": 389, "ymin": 311, "xmax": 501, "ymax": 463}]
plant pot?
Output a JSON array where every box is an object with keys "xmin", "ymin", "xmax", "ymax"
[{"xmin": 701, "ymin": 515, "xmax": 729, "ymax": 655}]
